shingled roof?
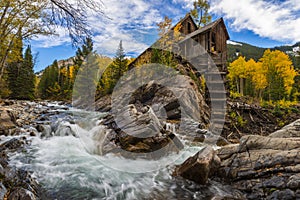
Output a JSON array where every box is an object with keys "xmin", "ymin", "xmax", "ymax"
[
  {"xmin": 180, "ymin": 17, "xmax": 230, "ymax": 43},
  {"xmin": 171, "ymin": 13, "xmax": 197, "ymax": 31}
]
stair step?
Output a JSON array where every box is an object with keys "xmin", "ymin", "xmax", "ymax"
[
  {"xmin": 206, "ymin": 80, "xmax": 224, "ymax": 83},
  {"xmin": 206, "ymin": 71, "xmax": 226, "ymax": 75},
  {"xmin": 211, "ymin": 110, "xmax": 227, "ymax": 115},
  {"xmin": 211, "ymin": 118, "xmax": 225, "ymax": 123},
  {"xmin": 211, "ymin": 108, "xmax": 227, "ymax": 112},
  {"xmin": 210, "ymin": 98, "xmax": 227, "ymax": 103},
  {"xmin": 209, "ymin": 90, "xmax": 227, "ymax": 93},
  {"xmin": 211, "ymin": 113, "xmax": 226, "ymax": 118},
  {"xmin": 210, "ymin": 94, "xmax": 227, "ymax": 100}
]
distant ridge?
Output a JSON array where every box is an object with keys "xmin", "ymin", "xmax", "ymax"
[
  {"xmin": 227, "ymin": 41, "xmax": 300, "ymax": 69},
  {"xmin": 227, "ymin": 41, "xmax": 266, "ymax": 62}
]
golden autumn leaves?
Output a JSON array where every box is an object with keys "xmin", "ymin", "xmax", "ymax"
[{"xmin": 228, "ymin": 49, "xmax": 298, "ymax": 101}]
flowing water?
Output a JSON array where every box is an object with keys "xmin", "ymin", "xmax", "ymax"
[{"xmin": 5, "ymin": 103, "xmax": 235, "ymax": 200}]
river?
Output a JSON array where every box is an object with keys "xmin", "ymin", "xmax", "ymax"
[{"xmin": 2, "ymin": 102, "xmax": 236, "ymax": 199}]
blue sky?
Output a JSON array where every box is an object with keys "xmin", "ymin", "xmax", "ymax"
[{"xmin": 30, "ymin": 0, "xmax": 300, "ymax": 72}]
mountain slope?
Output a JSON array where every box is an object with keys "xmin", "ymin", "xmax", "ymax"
[
  {"xmin": 227, "ymin": 41, "xmax": 300, "ymax": 69},
  {"xmin": 227, "ymin": 41, "xmax": 266, "ymax": 62}
]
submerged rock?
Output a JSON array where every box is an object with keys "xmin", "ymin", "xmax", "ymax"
[
  {"xmin": 0, "ymin": 138, "xmax": 26, "ymax": 152},
  {"xmin": 173, "ymin": 146, "xmax": 220, "ymax": 185}
]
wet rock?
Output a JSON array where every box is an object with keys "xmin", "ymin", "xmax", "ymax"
[
  {"xmin": 0, "ymin": 138, "xmax": 40, "ymax": 200},
  {"xmin": 173, "ymin": 146, "xmax": 220, "ymax": 184},
  {"xmin": 296, "ymin": 190, "xmax": 300, "ymax": 199},
  {"xmin": 4, "ymin": 100, "xmax": 14, "ymax": 106},
  {"xmin": 8, "ymin": 187, "xmax": 37, "ymax": 200},
  {"xmin": 0, "ymin": 138, "xmax": 25, "ymax": 152},
  {"xmin": 29, "ymin": 131, "xmax": 36, "ymax": 137},
  {"xmin": 95, "ymin": 95, "xmax": 112, "ymax": 112},
  {"xmin": 54, "ymin": 122, "xmax": 76, "ymax": 137},
  {"xmin": 99, "ymin": 104, "xmax": 184, "ymax": 159},
  {"xmin": 261, "ymin": 176, "xmax": 286, "ymax": 189},
  {"xmin": 37, "ymin": 125, "xmax": 53, "ymax": 138},
  {"xmin": 99, "ymin": 129, "xmax": 120, "ymax": 155},
  {"xmin": 0, "ymin": 183, "xmax": 7, "ymax": 200},
  {"xmin": 267, "ymin": 189, "xmax": 295, "ymax": 200},
  {"xmin": 35, "ymin": 124, "xmax": 44, "ymax": 132}
]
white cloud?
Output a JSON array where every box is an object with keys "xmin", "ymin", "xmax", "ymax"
[
  {"xmin": 33, "ymin": 27, "xmax": 70, "ymax": 48},
  {"xmin": 33, "ymin": 0, "xmax": 166, "ymax": 56},
  {"xmin": 88, "ymin": 0, "xmax": 163, "ymax": 56},
  {"xmin": 210, "ymin": 0, "xmax": 300, "ymax": 43}
]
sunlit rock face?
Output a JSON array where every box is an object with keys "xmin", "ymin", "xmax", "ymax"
[{"xmin": 216, "ymin": 121, "xmax": 300, "ymax": 200}]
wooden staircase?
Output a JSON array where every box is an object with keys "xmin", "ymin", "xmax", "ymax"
[{"xmin": 192, "ymin": 56, "xmax": 227, "ymax": 135}]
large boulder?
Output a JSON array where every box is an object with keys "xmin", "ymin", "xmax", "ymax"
[
  {"xmin": 98, "ymin": 104, "xmax": 184, "ymax": 159},
  {"xmin": 0, "ymin": 109, "xmax": 16, "ymax": 135},
  {"xmin": 173, "ymin": 146, "xmax": 220, "ymax": 184},
  {"xmin": 96, "ymin": 72, "xmax": 210, "ymax": 126},
  {"xmin": 216, "ymin": 126, "xmax": 300, "ymax": 200},
  {"xmin": 128, "ymin": 79, "xmax": 209, "ymax": 124}
]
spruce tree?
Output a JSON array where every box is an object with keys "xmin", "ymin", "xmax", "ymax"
[
  {"xmin": 38, "ymin": 60, "xmax": 59, "ymax": 99},
  {"xmin": 110, "ymin": 40, "xmax": 128, "ymax": 91},
  {"xmin": 7, "ymin": 36, "xmax": 23, "ymax": 99},
  {"xmin": 7, "ymin": 45, "xmax": 35, "ymax": 100},
  {"xmin": 20, "ymin": 46, "xmax": 35, "ymax": 100},
  {"xmin": 73, "ymin": 37, "xmax": 94, "ymax": 73},
  {"xmin": 73, "ymin": 53, "xmax": 100, "ymax": 109}
]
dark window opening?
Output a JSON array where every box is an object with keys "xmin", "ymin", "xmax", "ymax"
[
  {"xmin": 211, "ymin": 32, "xmax": 216, "ymax": 52},
  {"xmin": 187, "ymin": 22, "xmax": 192, "ymax": 34}
]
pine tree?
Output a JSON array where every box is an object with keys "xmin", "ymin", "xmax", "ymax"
[
  {"xmin": 112, "ymin": 41, "xmax": 128, "ymax": 80},
  {"xmin": 20, "ymin": 46, "xmax": 35, "ymax": 99},
  {"xmin": 73, "ymin": 37, "xmax": 94, "ymax": 73},
  {"xmin": 38, "ymin": 60, "xmax": 59, "ymax": 99},
  {"xmin": 7, "ymin": 35, "xmax": 23, "ymax": 99},
  {"xmin": 7, "ymin": 45, "xmax": 36, "ymax": 100},
  {"xmin": 73, "ymin": 53, "xmax": 100, "ymax": 109}
]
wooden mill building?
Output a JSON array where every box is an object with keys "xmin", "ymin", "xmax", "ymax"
[
  {"xmin": 129, "ymin": 13, "xmax": 230, "ymax": 74},
  {"xmin": 128, "ymin": 14, "xmax": 230, "ymax": 133}
]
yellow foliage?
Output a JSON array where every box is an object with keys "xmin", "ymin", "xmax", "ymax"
[
  {"xmin": 250, "ymin": 61, "xmax": 267, "ymax": 90},
  {"xmin": 69, "ymin": 65, "xmax": 75, "ymax": 80},
  {"xmin": 228, "ymin": 56, "xmax": 247, "ymax": 81},
  {"xmin": 260, "ymin": 49, "xmax": 297, "ymax": 95},
  {"xmin": 228, "ymin": 49, "xmax": 297, "ymax": 101}
]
